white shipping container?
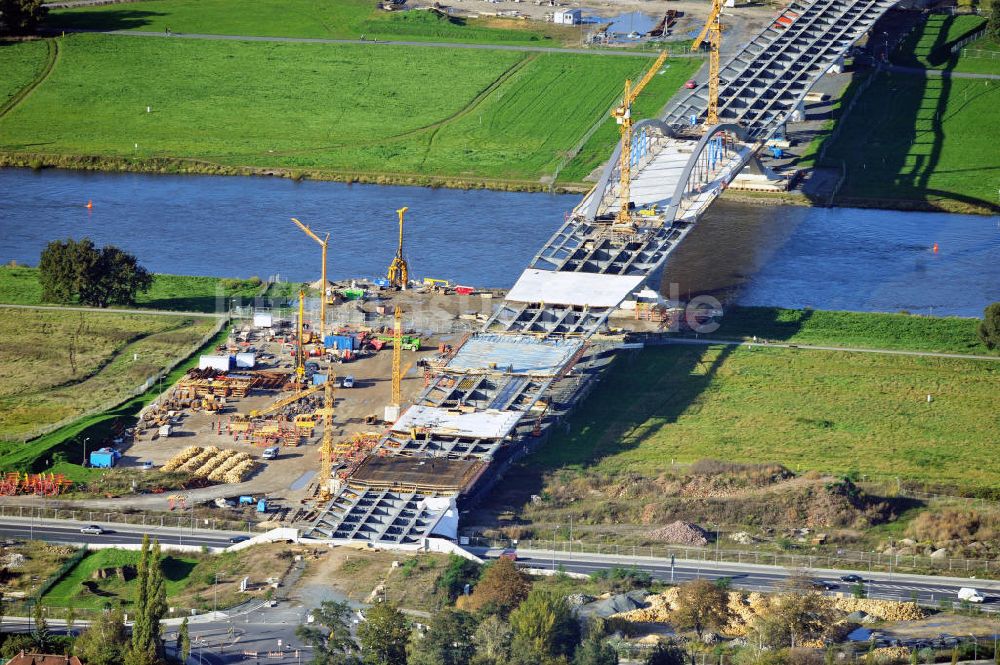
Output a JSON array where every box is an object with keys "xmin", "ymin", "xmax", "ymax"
[
  {"xmin": 199, "ymin": 355, "xmax": 232, "ymax": 371},
  {"xmin": 253, "ymin": 312, "xmax": 273, "ymax": 328},
  {"xmin": 235, "ymin": 352, "xmax": 256, "ymax": 369}
]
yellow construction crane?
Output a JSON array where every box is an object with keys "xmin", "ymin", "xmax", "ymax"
[
  {"xmin": 291, "ymin": 217, "xmax": 330, "ymax": 341},
  {"xmin": 691, "ymin": 0, "xmax": 723, "ymax": 126},
  {"xmin": 391, "ymin": 305, "xmax": 402, "ymax": 408},
  {"xmin": 317, "ymin": 375, "xmax": 336, "ymax": 502},
  {"xmin": 249, "ymin": 381, "xmax": 324, "ymax": 418},
  {"xmin": 611, "ymin": 51, "xmax": 668, "ymax": 225},
  {"xmin": 387, "ymin": 207, "xmax": 409, "ymax": 289},
  {"xmin": 295, "ymin": 287, "xmax": 306, "ymax": 386}
]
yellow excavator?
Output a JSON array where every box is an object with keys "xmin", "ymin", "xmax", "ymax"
[{"xmin": 611, "ymin": 51, "xmax": 668, "ymax": 225}]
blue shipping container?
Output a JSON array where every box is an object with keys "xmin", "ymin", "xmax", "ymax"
[
  {"xmin": 324, "ymin": 334, "xmax": 356, "ymax": 351},
  {"xmin": 89, "ymin": 448, "xmax": 121, "ymax": 468},
  {"xmin": 312, "ymin": 373, "xmax": 328, "ymax": 385}
]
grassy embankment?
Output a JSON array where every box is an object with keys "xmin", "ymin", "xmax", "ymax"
[
  {"xmin": 41, "ymin": 544, "xmax": 294, "ymax": 611},
  {"xmin": 46, "ymin": 0, "xmax": 579, "ymax": 46},
  {"xmin": 0, "ymin": 265, "xmax": 263, "ymax": 312},
  {"xmin": 0, "ymin": 40, "xmax": 52, "ymax": 112},
  {"xmin": 525, "ymin": 308, "xmax": 999, "ymax": 499},
  {"xmin": 0, "ymin": 307, "xmax": 216, "ymax": 441},
  {"xmin": 796, "ymin": 14, "xmax": 1000, "ymax": 213},
  {"xmin": 0, "ymin": 33, "xmax": 698, "ymax": 189}
]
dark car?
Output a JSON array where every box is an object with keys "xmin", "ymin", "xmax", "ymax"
[
  {"xmin": 228, "ymin": 535, "xmax": 250, "ymax": 544},
  {"xmin": 499, "ymin": 548, "xmax": 517, "ymax": 561},
  {"xmin": 840, "ymin": 574, "xmax": 864, "ymax": 583},
  {"xmin": 811, "ymin": 580, "xmax": 838, "ymax": 590}
]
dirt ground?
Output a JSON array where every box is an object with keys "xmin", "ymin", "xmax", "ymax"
[
  {"xmin": 881, "ymin": 614, "xmax": 1000, "ymax": 641},
  {"xmin": 119, "ymin": 286, "xmax": 501, "ymax": 512}
]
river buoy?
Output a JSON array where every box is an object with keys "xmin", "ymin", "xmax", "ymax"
[
  {"xmin": 932, "ymin": 242, "xmax": 939, "ymax": 253},
  {"xmin": 85, "ymin": 200, "xmax": 93, "ymax": 209}
]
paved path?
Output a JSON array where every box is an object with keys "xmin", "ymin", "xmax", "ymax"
[
  {"xmin": 657, "ymin": 336, "xmax": 1000, "ymax": 361},
  {"xmin": 1, "ymin": 302, "xmax": 227, "ymax": 317},
  {"xmin": 75, "ymin": 28, "xmax": 702, "ymax": 58},
  {"xmin": 886, "ymin": 64, "xmax": 1000, "ymax": 80}
]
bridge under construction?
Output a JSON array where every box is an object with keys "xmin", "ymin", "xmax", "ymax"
[{"xmin": 305, "ymin": 0, "xmax": 899, "ymax": 547}]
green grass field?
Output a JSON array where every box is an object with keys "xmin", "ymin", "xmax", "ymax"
[
  {"xmin": 817, "ymin": 70, "xmax": 1000, "ymax": 210},
  {"xmin": 0, "ymin": 40, "xmax": 51, "ymax": 112},
  {"xmin": 893, "ymin": 14, "xmax": 998, "ymax": 75},
  {"xmin": 538, "ymin": 344, "xmax": 1000, "ymax": 493},
  {"xmin": 0, "ymin": 307, "xmax": 216, "ymax": 440},
  {"xmin": 43, "ymin": 548, "xmax": 198, "ymax": 609},
  {"xmin": 0, "ymin": 266, "xmax": 262, "ymax": 312},
  {"xmin": 0, "ymin": 34, "xmax": 695, "ymax": 186},
  {"xmin": 702, "ymin": 306, "xmax": 995, "ymax": 355},
  {"xmin": 46, "ymin": 0, "xmax": 576, "ymax": 46}
]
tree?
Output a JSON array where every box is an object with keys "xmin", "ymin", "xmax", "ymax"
[
  {"xmin": 749, "ymin": 589, "xmax": 836, "ymax": 650},
  {"xmin": 357, "ymin": 603, "xmax": 409, "ymax": 665},
  {"xmin": 0, "ymin": 0, "xmax": 47, "ymax": 35},
  {"xmin": 75, "ymin": 605, "xmax": 128, "ymax": 665},
  {"xmin": 671, "ymin": 579, "xmax": 731, "ymax": 638},
  {"xmin": 408, "ymin": 609, "xmax": 477, "ymax": 665},
  {"xmin": 177, "ymin": 618, "xmax": 191, "ymax": 663},
  {"xmin": 38, "ymin": 238, "xmax": 152, "ymax": 307},
  {"xmin": 470, "ymin": 614, "xmax": 512, "ymax": 665},
  {"xmin": 126, "ymin": 536, "xmax": 167, "ymax": 665},
  {"xmin": 509, "ymin": 589, "xmax": 580, "ymax": 663},
  {"xmin": 65, "ymin": 606, "xmax": 76, "ymax": 635},
  {"xmin": 296, "ymin": 601, "xmax": 360, "ymax": 665},
  {"xmin": 436, "ymin": 555, "xmax": 481, "ymax": 601},
  {"xmin": 989, "ymin": 9, "xmax": 1000, "ymax": 42},
  {"xmin": 457, "ymin": 558, "xmax": 531, "ymax": 616},
  {"xmin": 978, "ymin": 302, "xmax": 1000, "ymax": 349},
  {"xmin": 572, "ymin": 631, "xmax": 618, "ymax": 665},
  {"xmin": 32, "ymin": 601, "xmax": 52, "ymax": 652},
  {"xmin": 644, "ymin": 641, "xmax": 687, "ymax": 665}
]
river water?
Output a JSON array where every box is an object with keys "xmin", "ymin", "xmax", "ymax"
[{"xmin": 1, "ymin": 168, "xmax": 998, "ymax": 316}]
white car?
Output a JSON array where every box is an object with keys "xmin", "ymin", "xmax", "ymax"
[
  {"xmin": 79, "ymin": 525, "xmax": 105, "ymax": 535},
  {"xmin": 958, "ymin": 587, "xmax": 985, "ymax": 603},
  {"xmin": 342, "ymin": 376, "xmax": 355, "ymax": 388}
]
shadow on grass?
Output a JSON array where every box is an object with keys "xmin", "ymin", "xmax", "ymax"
[
  {"xmin": 807, "ymin": 12, "xmax": 999, "ymax": 212},
  {"xmin": 44, "ymin": 9, "xmax": 166, "ymax": 33},
  {"xmin": 161, "ymin": 555, "xmax": 197, "ymax": 582},
  {"xmin": 135, "ymin": 295, "xmax": 227, "ymax": 313}
]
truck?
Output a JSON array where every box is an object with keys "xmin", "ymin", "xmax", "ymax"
[
  {"xmin": 262, "ymin": 446, "xmax": 280, "ymax": 460},
  {"xmin": 957, "ymin": 587, "xmax": 985, "ymax": 603}
]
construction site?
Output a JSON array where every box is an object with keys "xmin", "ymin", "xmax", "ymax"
[{"xmin": 35, "ymin": 0, "xmax": 903, "ymax": 548}]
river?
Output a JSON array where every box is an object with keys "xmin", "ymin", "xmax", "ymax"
[{"xmin": 1, "ymin": 168, "xmax": 998, "ymax": 316}]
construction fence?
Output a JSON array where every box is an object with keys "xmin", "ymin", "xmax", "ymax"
[{"xmin": 0, "ymin": 503, "xmax": 253, "ymax": 533}]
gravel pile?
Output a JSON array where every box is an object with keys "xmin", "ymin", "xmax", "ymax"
[{"xmin": 648, "ymin": 521, "xmax": 710, "ymax": 546}]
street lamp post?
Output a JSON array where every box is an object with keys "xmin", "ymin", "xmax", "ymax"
[
  {"xmin": 969, "ymin": 635, "xmax": 977, "ymax": 662},
  {"xmin": 83, "ymin": 437, "xmax": 90, "ymax": 466}
]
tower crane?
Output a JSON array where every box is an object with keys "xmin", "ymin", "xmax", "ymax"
[
  {"xmin": 691, "ymin": 0, "xmax": 723, "ymax": 126},
  {"xmin": 612, "ymin": 51, "xmax": 668, "ymax": 225},
  {"xmin": 387, "ymin": 207, "xmax": 409, "ymax": 289},
  {"xmin": 291, "ymin": 217, "xmax": 330, "ymax": 341},
  {"xmin": 316, "ymin": 374, "xmax": 336, "ymax": 502},
  {"xmin": 295, "ymin": 287, "xmax": 306, "ymax": 387}
]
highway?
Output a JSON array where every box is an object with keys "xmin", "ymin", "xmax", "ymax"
[
  {"xmin": 479, "ymin": 549, "xmax": 1000, "ymax": 612},
  {"xmin": 0, "ymin": 518, "xmax": 244, "ymax": 549}
]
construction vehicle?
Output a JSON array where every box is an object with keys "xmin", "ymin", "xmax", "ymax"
[
  {"xmin": 691, "ymin": 0, "xmax": 723, "ymax": 125},
  {"xmin": 375, "ymin": 333, "xmax": 421, "ymax": 351},
  {"xmin": 291, "ymin": 217, "xmax": 330, "ymax": 339},
  {"xmin": 611, "ymin": 51, "xmax": 668, "ymax": 226},
  {"xmin": 386, "ymin": 206, "xmax": 409, "ymax": 289}
]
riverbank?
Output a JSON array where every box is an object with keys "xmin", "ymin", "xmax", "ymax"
[{"xmin": 720, "ymin": 187, "xmax": 1000, "ymax": 216}]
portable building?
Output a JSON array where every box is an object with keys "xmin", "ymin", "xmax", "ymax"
[
  {"xmin": 89, "ymin": 448, "xmax": 121, "ymax": 469},
  {"xmin": 235, "ymin": 352, "xmax": 256, "ymax": 369},
  {"xmin": 312, "ymin": 373, "xmax": 328, "ymax": 385},
  {"xmin": 324, "ymin": 334, "xmax": 356, "ymax": 351},
  {"xmin": 554, "ymin": 8, "xmax": 582, "ymax": 24},
  {"xmin": 253, "ymin": 312, "xmax": 273, "ymax": 328},
  {"xmin": 199, "ymin": 355, "xmax": 233, "ymax": 371}
]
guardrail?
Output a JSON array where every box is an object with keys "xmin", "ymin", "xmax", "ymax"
[{"xmin": 0, "ymin": 504, "xmax": 252, "ymax": 533}]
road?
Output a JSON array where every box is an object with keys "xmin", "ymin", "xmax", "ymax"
[
  {"xmin": 476, "ymin": 548, "xmax": 1000, "ymax": 613},
  {"xmin": 0, "ymin": 518, "xmax": 245, "ymax": 548},
  {"xmin": 886, "ymin": 64, "xmax": 1000, "ymax": 81},
  {"xmin": 655, "ymin": 336, "xmax": 1000, "ymax": 362}
]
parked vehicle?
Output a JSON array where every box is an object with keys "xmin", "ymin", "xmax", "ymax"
[
  {"xmin": 958, "ymin": 587, "xmax": 985, "ymax": 603},
  {"xmin": 262, "ymin": 446, "xmax": 280, "ymax": 460},
  {"xmin": 685, "ymin": 79, "xmax": 697, "ymax": 89},
  {"xmin": 342, "ymin": 375, "xmax": 355, "ymax": 388}
]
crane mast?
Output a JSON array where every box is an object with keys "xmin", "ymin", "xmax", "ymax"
[
  {"xmin": 391, "ymin": 305, "xmax": 402, "ymax": 408},
  {"xmin": 611, "ymin": 51, "xmax": 668, "ymax": 225},
  {"xmin": 317, "ymin": 375, "xmax": 336, "ymax": 502},
  {"xmin": 295, "ymin": 287, "xmax": 306, "ymax": 387},
  {"xmin": 692, "ymin": 0, "xmax": 723, "ymax": 126}
]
